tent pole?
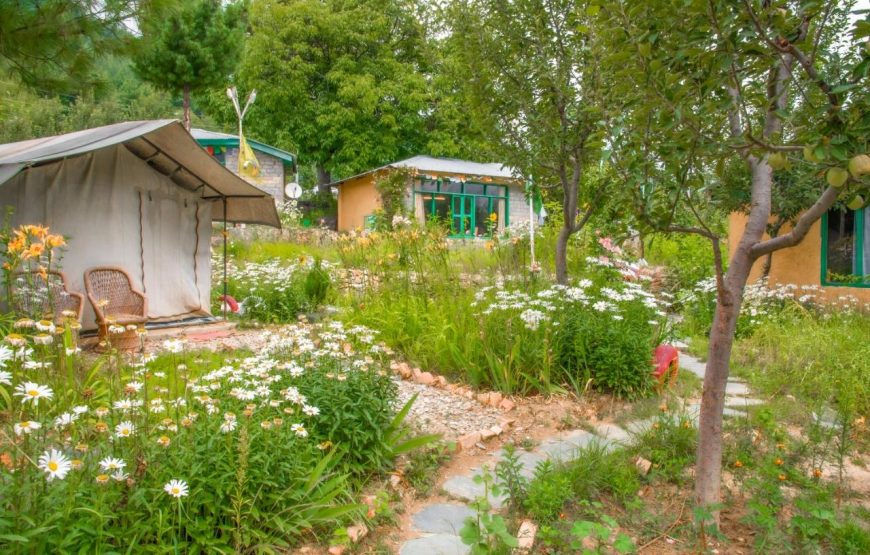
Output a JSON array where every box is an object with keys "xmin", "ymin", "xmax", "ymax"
[{"xmin": 223, "ymin": 196, "xmax": 228, "ymax": 321}]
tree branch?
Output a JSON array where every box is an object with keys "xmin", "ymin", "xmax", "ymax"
[{"xmin": 749, "ymin": 186, "xmax": 838, "ymax": 258}]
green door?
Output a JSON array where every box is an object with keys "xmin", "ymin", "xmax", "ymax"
[{"xmin": 450, "ymin": 195, "xmax": 474, "ymax": 237}]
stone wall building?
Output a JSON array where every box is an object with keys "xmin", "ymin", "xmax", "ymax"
[{"xmin": 192, "ymin": 128, "xmax": 296, "ymax": 204}]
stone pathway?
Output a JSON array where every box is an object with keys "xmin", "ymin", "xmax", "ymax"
[{"xmin": 397, "ymin": 350, "xmax": 761, "ymax": 555}]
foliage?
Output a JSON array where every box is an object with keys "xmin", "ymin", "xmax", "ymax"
[
  {"xmin": 232, "ymin": 0, "xmax": 430, "ymax": 185},
  {"xmin": 134, "ymin": 0, "xmax": 245, "ymax": 127},
  {"xmin": 494, "ymin": 443, "xmax": 529, "ymax": 515},
  {"xmin": 373, "ymin": 168, "xmax": 414, "ymax": 229},
  {"xmin": 732, "ymin": 303, "xmax": 870, "ymax": 419},
  {"xmin": 403, "ymin": 442, "xmax": 453, "ymax": 497},
  {"xmin": 217, "ymin": 256, "xmax": 335, "ymax": 322},
  {"xmin": 524, "ymin": 459, "xmax": 573, "ymax": 522},
  {"xmin": 445, "ymin": 0, "xmax": 614, "ymax": 283},
  {"xmin": 459, "ymin": 468, "xmax": 519, "ymax": 554},
  {"xmin": 0, "ymin": 57, "xmax": 189, "ymax": 144},
  {"xmin": 0, "ymin": 317, "xmax": 416, "ymax": 551},
  {"xmin": 644, "ymin": 232, "xmax": 718, "ymax": 296},
  {"xmin": 0, "ymin": 0, "xmax": 138, "ymax": 91},
  {"xmin": 630, "ymin": 410, "xmax": 697, "ymax": 483}
]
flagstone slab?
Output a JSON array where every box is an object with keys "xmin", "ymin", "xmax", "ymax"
[
  {"xmin": 591, "ymin": 422, "xmax": 631, "ymax": 444},
  {"xmin": 412, "ymin": 504, "xmax": 476, "ymax": 535},
  {"xmin": 725, "ymin": 397, "xmax": 764, "ymax": 407},
  {"xmin": 442, "ymin": 475, "xmax": 507, "ymax": 509},
  {"xmin": 680, "ymin": 355, "xmax": 707, "ymax": 379},
  {"xmin": 400, "ymin": 534, "xmax": 470, "ymax": 555},
  {"xmin": 725, "ymin": 381, "xmax": 750, "ymax": 396},
  {"xmin": 538, "ymin": 430, "xmax": 600, "ymax": 461}
]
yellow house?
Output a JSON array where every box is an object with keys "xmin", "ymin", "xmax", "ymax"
[
  {"xmin": 332, "ymin": 155, "xmax": 530, "ymax": 237},
  {"xmin": 728, "ymin": 204, "xmax": 870, "ymax": 303}
]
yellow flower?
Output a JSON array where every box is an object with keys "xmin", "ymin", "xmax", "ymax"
[
  {"xmin": 157, "ymin": 435, "xmax": 171, "ymax": 448},
  {"xmin": 778, "ymin": 473, "xmax": 787, "ymax": 481},
  {"xmin": 488, "ymin": 212, "xmax": 498, "ymax": 223},
  {"xmin": 812, "ymin": 468, "xmax": 822, "ymax": 478},
  {"xmin": 774, "ymin": 458, "xmax": 784, "ymax": 466},
  {"xmin": 44, "ymin": 234, "xmax": 65, "ymax": 249},
  {"xmin": 96, "ymin": 474, "xmax": 110, "ymax": 484},
  {"xmin": 733, "ymin": 460, "xmax": 743, "ymax": 468}
]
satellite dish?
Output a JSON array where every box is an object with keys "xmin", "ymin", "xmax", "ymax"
[{"xmin": 284, "ymin": 182, "xmax": 302, "ymax": 199}]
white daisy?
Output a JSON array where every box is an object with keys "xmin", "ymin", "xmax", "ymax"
[
  {"xmin": 302, "ymin": 405, "xmax": 320, "ymax": 417},
  {"xmin": 114, "ymin": 421, "xmax": 135, "ymax": 439},
  {"xmin": 164, "ymin": 479, "xmax": 189, "ymax": 498},
  {"xmin": 14, "ymin": 420, "xmax": 41, "ymax": 435},
  {"xmin": 99, "ymin": 457, "xmax": 126, "ymax": 472},
  {"xmin": 291, "ymin": 423, "xmax": 308, "ymax": 438},
  {"xmin": 54, "ymin": 412, "xmax": 77, "ymax": 428},
  {"xmin": 39, "ymin": 448, "xmax": 72, "ymax": 481},
  {"xmin": 219, "ymin": 419, "xmax": 237, "ymax": 433},
  {"xmin": 0, "ymin": 345, "xmax": 13, "ymax": 368},
  {"xmin": 14, "ymin": 382, "xmax": 53, "ymax": 406},
  {"xmin": 0, "ymin": 370, "xmax": 11, "ymax": 385}
]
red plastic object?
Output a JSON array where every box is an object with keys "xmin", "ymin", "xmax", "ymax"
[
  {"xmin": 219, "ymin": 294, "xmax": 239, "ymax": 313},
  {"xmin": 653, "ymin": 344, "xmax": 680, "ymax": 389}
]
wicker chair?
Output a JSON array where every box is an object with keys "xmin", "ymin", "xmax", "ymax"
[
  {"xmin": 10, "ymin": 270, "xmax": 85, "ymax": 323},
  {"xmin": 83, "ymin": 267, "xmax": 148, "ymax": 342}
]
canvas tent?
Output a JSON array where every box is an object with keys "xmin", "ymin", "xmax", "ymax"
[{"xmin": 0, "ymin": 120, "xmax": 280, "ymax": 330}]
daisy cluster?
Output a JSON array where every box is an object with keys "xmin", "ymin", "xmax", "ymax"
[
  {"xmin": 220, "ymin": 256, "xmax": 336, "ymax": 298},
  {"xmin": 684, "ymin": 277, "xmax": 868, "ymax": 326},
  {"xmin": 473, "ymin": 278, "xmax": 670, "ymax": 331},
  {"xmin": 0, "ymin": 318, "xmax": 384, "ymax": 501}
]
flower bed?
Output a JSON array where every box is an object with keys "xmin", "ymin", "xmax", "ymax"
[{"xmin": 0, "ymin": 320, "xmax": 412, "ymax": 551}]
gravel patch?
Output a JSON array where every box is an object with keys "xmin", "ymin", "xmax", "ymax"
[{"xmin": 395, "ymin": 378, "xmax": 504, "ymax": 438}]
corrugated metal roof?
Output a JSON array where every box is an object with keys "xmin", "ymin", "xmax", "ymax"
[
  {"xmin": 329, "ymin": 155, "xmax": 519, "ymax": 186},
  {"xmin": 191, "ymin": 128, "xmax": 296, "ymax": 165}
]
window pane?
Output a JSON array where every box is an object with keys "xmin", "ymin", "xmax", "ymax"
[
  {"xmin": 825, "ymin": 208, "xmax": 855, "ymax": 279},
  {"xmin": 423, "ymin": 194, "xmax": 450, "ymax": 224},
  {"xmin": 486, "ymin": 184, "xmax": 506, "ymax": 197},
  {"xmin": 440, "ymin": 180, "xmax": 462, "ymax": 193},
  {"xmin": 474, "ymin": 196, "xmax": 491, "ymax": 236},
  {"xmin": 417, "ymin": 178, "xmax": 437, "ymax": 192},
  {"xmin": 464, "ymin": 182, "xmax": 485, "ymax": 195}
]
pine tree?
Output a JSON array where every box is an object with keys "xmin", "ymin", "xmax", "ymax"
[{"xmin": 134, "ymin": 0, "xmax": 244, "ymax": 130}]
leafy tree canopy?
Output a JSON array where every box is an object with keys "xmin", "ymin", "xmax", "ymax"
[
  {"xmin": 0, "ymin": 0, "xmax": 139, "ymax": 91},
  {"xmin": 134, "ymin": 0, "xmax": 245, "ymax": 128},
  {"xmin": 223, "ymin": 0, "xmax": 433, "ymax": 184}
]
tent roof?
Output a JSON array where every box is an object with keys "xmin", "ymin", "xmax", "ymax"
[
  {"xmin": 191, "ymin": 128, "xmax": 296, "ymax": 166},
  {"xmin": 0, "ymin": 120, "xmax": 280, "ymax": 227},
  {"xmin": 328, "ymin": 155, "xmax": 519, "ymax": 187}
]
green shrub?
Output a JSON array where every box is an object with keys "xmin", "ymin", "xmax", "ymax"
[
  {"xmin": 303, "ymin": 258, "xmax": 332, "ymax": 306},
  {"xmin": 630, "ymin": 411, "xmax": 697, "ymax": 483},
  {"xmin": 525, "ymin": 460, "xmax": 573, "ymax": 522},
  {"xmin": 644, "ymin": 232, "xmax": 717, "ymax": 294}
]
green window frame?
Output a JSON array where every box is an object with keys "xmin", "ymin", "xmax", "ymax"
[
  {"xmin": 820, "ymin": 206, "xmax": 870, "ymax": 288},
  {"xmin": 411, "ymin": 177, "xmax": 511, "ymax": 238}
]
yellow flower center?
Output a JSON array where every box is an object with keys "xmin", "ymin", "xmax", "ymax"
[
  {"xmin": 27, "ymin": 390, "xmax": 39, "ymax": 397},
  {"xmin": 171, "ymin": 487, "xmax": 180, "ymax": 495},
  {"xmin": 48, "ymin": 461, "xmax": 58, "ymax": 472}
]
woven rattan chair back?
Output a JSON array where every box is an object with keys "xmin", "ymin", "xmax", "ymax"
[
  {"xmin": 83, "ymin": 267, "xmax": 147, "ymax": 325},
  {"xmin": 10, "ymin": 270, "xmax": 84, "ymax": 322}
]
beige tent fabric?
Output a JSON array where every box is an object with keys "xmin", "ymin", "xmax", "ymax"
[
  {"xmin": 0, "ymin": 146, "xmax": 213, "ymax": 330},
  {"xmin": 0, "ymin": 120, "xmax": 281, "ymax": 227}
]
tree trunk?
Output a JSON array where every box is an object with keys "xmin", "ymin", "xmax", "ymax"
[
  {"xmin": 182, "ymin": 84, "xmax": 191, "ymax": 131},
  {"xmin": 760, "ymin": 222, "xmax": 783, "ymax": 278},
  {"xmin": 555, "ymin": 224, "xmax": 571, "ymax": 284},
  {"xmin": 695, "ymin": 159, "xmax": 772, "ymax": 524},
  {"xmin": 316, "ymin": 165, "xmax": 332, "ymax": 196}
]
